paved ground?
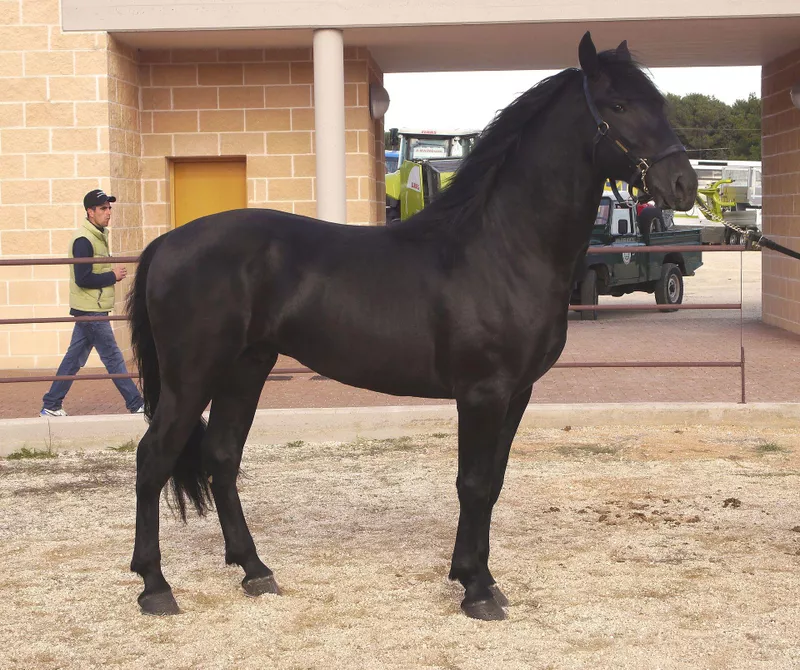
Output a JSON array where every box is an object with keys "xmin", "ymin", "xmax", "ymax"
[{"xmin": 3, "ymin": 251, "xmax": 799, "ymax": 419}]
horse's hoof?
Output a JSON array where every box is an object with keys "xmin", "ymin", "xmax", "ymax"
[
  {"xmin": 138, "ymin": 590, "xmax": 180, "ymax": 616},
  {"xmin": 461, "ymin": 597, "xmax": 507, "ymax": 621},
  {"xmin": 242, "ymin": 574, "xmax": 281, "ymax": 597},
  {"xmin": 489, "ymin": 584, "xmax": 509, "ymax": 608}
]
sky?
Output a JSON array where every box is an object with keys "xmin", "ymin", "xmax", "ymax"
[{"xmin": 383, "ymin": 66, "xmax": 762, "ymax": 132}]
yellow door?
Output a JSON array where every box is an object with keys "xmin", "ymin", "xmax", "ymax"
[{"xmin": 172, "ymin": 160, "xmax": 247, "ymax": 227}]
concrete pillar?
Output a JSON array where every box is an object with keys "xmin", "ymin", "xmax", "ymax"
[{"xmin": 313, "ymin": 29, "xmax": 347, "ymax": 224}]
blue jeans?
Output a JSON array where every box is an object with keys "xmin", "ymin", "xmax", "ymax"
[{"xmin": 42, "ymin": 318, "xmax": 143, "ymax": 413}]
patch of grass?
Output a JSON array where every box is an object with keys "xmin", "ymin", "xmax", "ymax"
[
  {"xmin": 755, "ymin": 442, "xmax": 785, "ymax": 454},
  {"xmin": 12, "ymin": 458, "xmax": 122, "ymax": 495},
  {"xmin": 373, "ymin": 436, "xmax": 417, "ymax": 451},
  {"xmin": 6, "ymin": 446, "xmax": 57, "ymax": 460},
  {"xmin": 431, "ymin": 433, "xmax": 449, "ymax": 439},
  {"xmin": 555, "ymin": 444, "xmax": 618, "ymax": 457},
  {"xmin": 343, "ymin": 435, "xmax": 419, "ymax": 457},
  {"xmin": 108, "ymin": 439, "xmax": 138, "ymax": 453},
  {"xmin": 285, "ymin": 440, "xmax": 305, "ymax": 448}
]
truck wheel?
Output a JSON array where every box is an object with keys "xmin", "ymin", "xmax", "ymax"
[
  {"xmin": 580, "ymin": 269, "xmax": 598, "ymax": 321},
  {"xmin": 655, "ymin": 263, "xmax": 683, "ymax": 312}
]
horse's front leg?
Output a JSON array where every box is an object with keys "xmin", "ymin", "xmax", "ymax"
[
  {"xmin": 481, "ymin": 385, "xmax": 533, "ymax": 610},
  {"xmin": 450, "ymin": 385, "xmax": 513, "ymax": 621}
]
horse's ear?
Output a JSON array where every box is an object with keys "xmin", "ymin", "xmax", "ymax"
[
  {"xmin": 617, "ymin": 40, "xmax": 632, "ymax": 61},
  {"xmin": 579, "ymin": 31, "xmax": 600, "ymax": 79}
]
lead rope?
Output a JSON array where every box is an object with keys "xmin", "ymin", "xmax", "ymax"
[
  {"xmin": 692, "ymin": 196, "xmax": 760, "ymax": 249},
  {"xmin": 693, "ymin": 196, "xmax": 800, "ymax": 260}
]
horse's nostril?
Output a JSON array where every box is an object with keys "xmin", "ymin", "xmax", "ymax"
[
  {"xmin": 673, "ymin": 174, "xmax": 691, "ymax": 203},
  {"xmin": 674, "ymin": 175, "xmax": 685, "ymax": 196}
]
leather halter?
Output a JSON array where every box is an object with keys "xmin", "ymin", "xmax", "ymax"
[{"xmin": 582, "ymin": 72, "xmax": 685, "ymax": 201}]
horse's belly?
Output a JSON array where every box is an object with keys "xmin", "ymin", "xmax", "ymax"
[
  {"xmin": 298, "ymin": 357, "xmax": 451, "ymax": 399},
  {"xmin": 284, "ymin": 340, "xmax": 451, "ymax": 399}
]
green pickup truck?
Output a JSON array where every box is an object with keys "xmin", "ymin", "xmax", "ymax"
[{"xmin": 572, "ymin": 195, "xmax": 704, "ymax": 320}]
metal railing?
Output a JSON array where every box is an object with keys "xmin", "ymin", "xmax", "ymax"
[{"xmin": 0, "ymin": 245, "xmax": 749, "ymax": 402}]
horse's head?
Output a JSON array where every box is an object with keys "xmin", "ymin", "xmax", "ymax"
[{"xmin": 578, "ymin": 32, "xmax": 697, "ymax": 211}]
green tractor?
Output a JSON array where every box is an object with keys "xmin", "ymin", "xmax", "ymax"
[
  {"xmin": 385, "ymin": 127, "xmax": 481, "ymax": 223},
  {"xmin": 691, "ymin": 178, "xmax": 762, "ymax": 247}
]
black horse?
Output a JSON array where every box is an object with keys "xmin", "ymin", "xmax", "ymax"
[{"xmin": 127, "ymin": 33, "xmax": 697, "ymax": 621}]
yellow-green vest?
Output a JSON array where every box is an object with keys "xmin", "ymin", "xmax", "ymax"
[{"xmin": 68, "ymin": 219, "xmax": 115, "ymax": 312}]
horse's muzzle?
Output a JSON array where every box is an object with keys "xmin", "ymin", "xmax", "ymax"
[
  {"xmin": 670, "ymin": 171, "xmax": 698, "ymax": 211},
  {"xmin": 648, "ymin": 156, "xmax": 698, "ymax": 211}
]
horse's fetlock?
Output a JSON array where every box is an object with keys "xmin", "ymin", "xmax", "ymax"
[
  {"xmin": 130, "ymin": 555, "xmax": 160, "ymax": 576},
  {"xmin": 449, "ymin": 560, "xmax": 477, "ymax": 586},
  {"xmin": 225, "ymin": 547, "xmax": 258, "ymax": 569},
  {"xmin": 448, "ymin": 567, "xmax": 467, "ymax": 585},
  {"xmin": 464, "ymin": 580, "xmax": 495, "ymax": 605}
]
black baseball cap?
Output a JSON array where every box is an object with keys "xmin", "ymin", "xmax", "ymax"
[{"xmin": 83, "ymin": 189, "xmax": 117, "ymax": 209}]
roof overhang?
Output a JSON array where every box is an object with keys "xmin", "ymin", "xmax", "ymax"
[{"xmin": 101, "ymin": 18, "xmax": 800, "ymax": 71}]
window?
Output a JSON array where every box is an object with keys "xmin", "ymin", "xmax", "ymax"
[
  {"xmin": 404, "ymin": 136, "xmax": 477, "ymax": 161},
  {"xmin": 595, "ymin": 199, "xmax": 611, "ymax": 227}
]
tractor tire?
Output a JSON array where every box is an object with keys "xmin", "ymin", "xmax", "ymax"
[
  {"xmin": 655, "ymin": 263, "xmax": 683, "ymax": 312},
  {"xmin": 580, "ymin": 269, "xmax": 598, "ymax": 321}
]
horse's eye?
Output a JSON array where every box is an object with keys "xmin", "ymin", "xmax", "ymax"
[{"xmin": 612, "ymin": 104, "xmax": 626, "ymax": 113}]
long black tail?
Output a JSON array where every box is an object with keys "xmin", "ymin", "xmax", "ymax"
[{"xmin": 127, "ymin": 236, "xmax": 212, "ymax": 521}]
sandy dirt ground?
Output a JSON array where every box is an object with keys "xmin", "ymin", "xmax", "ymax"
[{"xmin": 2, "ymin": 424, "xmax": 799, "ymax": 669}]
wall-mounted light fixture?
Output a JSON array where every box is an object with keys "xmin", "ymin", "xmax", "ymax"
[
  {"xmin": 369, "ymin": 84, "xmax": 391, "ymax": 120},
  {"xmin": 791, "ymin": 82, "xmax": 800, "ymax": 110}
]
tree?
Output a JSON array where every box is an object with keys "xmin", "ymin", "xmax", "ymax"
[
  {"xmin": 665, "ymin": 92, "xmax": 760, "ymax": 161},
  {"xmin": 728, "ymin": 94, "xmax": 762, "ymax": 160}
]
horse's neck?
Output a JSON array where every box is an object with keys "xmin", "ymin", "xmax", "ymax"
[{"xmin": 477, "ymin": 93, "xmax": 605, "ymax": 265}]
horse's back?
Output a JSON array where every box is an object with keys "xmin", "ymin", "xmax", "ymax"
[{"xmin": 143, "ymin": 208, "xmax": 453, "ymax": 395}]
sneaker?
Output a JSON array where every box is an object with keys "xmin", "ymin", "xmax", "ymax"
[
  {"xmin": 40, "ymin": 408, "xmax": 68, "ymax": 417},
  {"xmin": 132, "ymin": 405, "xmax": 145, "ymax": 414}
]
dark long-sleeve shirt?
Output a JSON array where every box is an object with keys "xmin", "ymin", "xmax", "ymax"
[{"xmin": 70, "ymin": 237, "xmax": 116, "ymax": 317}]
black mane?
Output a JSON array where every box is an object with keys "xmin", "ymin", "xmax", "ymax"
[{"xmin": 400, "ymin": 47, "xmax": 663, "ymax": 234}]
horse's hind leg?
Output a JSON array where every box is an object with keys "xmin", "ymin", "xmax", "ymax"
[
  {"xmin": 203, "ymin": 348, "xmax": 279, "ymax": 598},
  {"xmin": 131, "ymin": 384, "xmax": 211, "ymax": 615}
]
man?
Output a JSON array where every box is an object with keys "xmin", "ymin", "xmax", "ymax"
[{"xmin": 40, "ymin": 189, "xmax": 144, "ymax": 417}]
